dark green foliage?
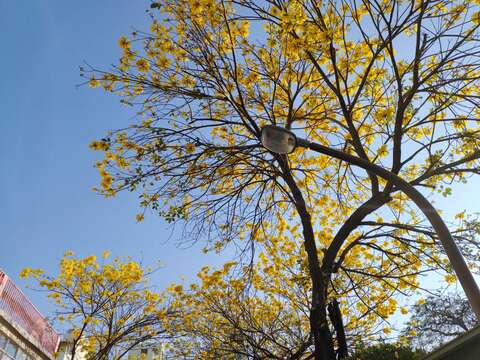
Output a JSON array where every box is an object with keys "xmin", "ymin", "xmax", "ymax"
[{"xmin": 346, "ymin": 343, "xmax": 425, "ymax": 360}]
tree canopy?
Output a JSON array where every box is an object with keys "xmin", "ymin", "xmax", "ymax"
[
  {"xmin": 21, "ymin": 253, "xmax": 173, "ymax": 360},
  {"xmin": 403, "ymin": 292, "xmax": 477, "ymax": 350},
  {"xmin": 84, "ymin": 0, "xmax": 480, "ymax": 358}
]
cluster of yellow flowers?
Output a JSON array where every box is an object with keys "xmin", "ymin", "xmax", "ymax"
[{"xmin": 21, "ymin": 253, "xmax": 170, "ymax": 358}]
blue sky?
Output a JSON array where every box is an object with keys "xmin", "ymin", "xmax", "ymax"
[{"xmin": 1, "ymin": 0, "xmax": 479, "ymax": 326}]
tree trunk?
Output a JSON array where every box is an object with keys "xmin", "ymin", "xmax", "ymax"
[
  {"xmin": 311, "ymin": 305, "xmax": 336, "ymax": 360},
  {"xmin": 328, "ymin": 299, "xmax": 348, "ymax": 359},
  {"xmin": 279, "ymin": 158, "xmax": 336, "ymax": 360}
]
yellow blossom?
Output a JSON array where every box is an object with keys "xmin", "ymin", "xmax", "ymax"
[
  {"xmin": 118, "ymin": 36, "xmax": 131, "ymax": 50},
  {"xmin": 136, "ymin": 58, "xmax": 150, "ymax": 73}
]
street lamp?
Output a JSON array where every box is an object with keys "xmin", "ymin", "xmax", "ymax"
[
  {"xmin": 261, "ymin": 125, "xmax": 298, "ymax": 154},
  {"xmin": 261, "ymin": 125, "xmax": 480, "ymax": 320}
]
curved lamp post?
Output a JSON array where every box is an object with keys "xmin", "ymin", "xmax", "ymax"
[{"xmin": 261, "ymin": 125, "xmax": 480, "ymax": 320}]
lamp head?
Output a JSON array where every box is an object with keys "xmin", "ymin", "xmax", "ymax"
[{"xmin": 260, "ymin": 125, "xmax": 297, "ymax": 154}]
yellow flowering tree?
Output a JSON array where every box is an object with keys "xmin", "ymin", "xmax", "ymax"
[
  {"xmin": 164, "ymin": 227, "xmax": 410, "ymax": 358},
  {"xmin": 21, "ymin": 253, "xmax": 174, "ymax": 360},
  {"xmin": 85, "ymin": 1, "xmax": 480, "ymax": 358}
]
